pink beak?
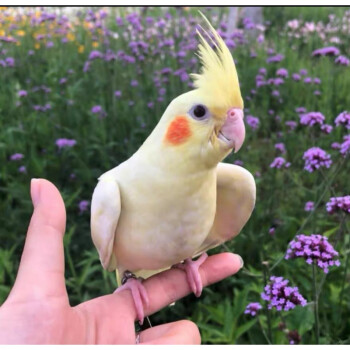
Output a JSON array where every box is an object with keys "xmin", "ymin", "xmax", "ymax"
[{"xmin": 219, "ymin": 108, "xmax": 245, "ymax": 153}]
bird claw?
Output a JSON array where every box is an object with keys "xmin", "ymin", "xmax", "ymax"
[
  {"xmin": 174, "ymin": 253, "xmax": 208, "ymax": 297},
  {"xmin": 114, "ymin": 271, "xmax": 149, "ymax": 325}
]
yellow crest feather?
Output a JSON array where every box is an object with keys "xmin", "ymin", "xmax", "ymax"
[{"xmin": 191, "ymin": 13, "xmax": 243, "ymax": 111}]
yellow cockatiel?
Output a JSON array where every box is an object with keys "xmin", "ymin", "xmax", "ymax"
[{"xmin": 91, "ymin": 15, "xmax": 256, "ymax": 324}]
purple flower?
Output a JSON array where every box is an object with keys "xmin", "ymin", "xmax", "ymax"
[
  {"xmin": 314, "ymin": 90, "xmax": 322, "ymax": 96},
  {"xmin": 300, "ymin": 112, "xmax": 325, "ymax": 126},
  {"xmin": 46, "ymin": 41, "xmax": 54, "ymax": 48},
  {"xmin": 321, "ymin": 124, "xmax": 333, "ymax": 134},
  {"xmin": 269, "ymin": 227, "xmax": 276, "ymax": 235},
  {"xmin": 303, "ymin": 77, "xmax": 312, "ymax": 84},
  {"xmin": 303, "ymin": 147, "xmax": 332, "ymax": 172},
  {"xmin": 335, "ymin": 55, "xmax": 350, "ymax": 66},
  {"xmin": 91, "ymin": 105, "xmax": 106, "ymax": 118},
  {"xmin": 299, "ymin": 69, "xmax": 308, "ymax": 75},
  {"xmin": 326, "ymin": 195, "xmax": 350, "ymax": 214},
  {"xmin": 233, "ymin": 160, "xmax": 244, "ymax": 166},
  {"xmin": 244, "ymin": 302, "xmax": 262, "ymax": 317},
  {"xmin": 276, "ymin": 68, "xmax": 288, "ymax": 78},
  {"xmin": 285, "ymin": 120, "xmax": 297, "ymax": 131},
  {"xmin": 79, "ymin": 200, "xmax": 90, "ymax": 214},
  {"xmin": 114, "ymin": 90, "xmax": 122, "ymax": 98},
  {"xmin": 275, "ymin": 143, "xmax": 286, "ymax": 154},
  {"xmin": 266, "ymin": 54, "xmax": 284, "ymax": 63},
  {"xmin": 335, "ymin": 111, "xmax": 350, "ymax": 129},
  {"xmin": 295, "ymin": 107, "xmax": 307, "ymax": 114},
  {"xmin": 147, "ymin": 102, "xmax": 154, "ymax": 109},
  {"xmin": 312, "ymin": 46, "xmax": 340, "ymax": 57},
  {"xmin": 56, "ymin": 138, "xmax": 77, "ymax": 149},
  {"xmin": 340, "ymin": 135, "xmax": 350, "ymax": 157},
  {"xmin": 59, "ymin": 77, "xmax": 67, "ymax": 85},
  {"xmin": 18, "ymin": 90, "xmax": 27, "ymax": 97},
  {"xmin": 18, "ymin": 165, "xmax": 27, "ymax": 173},
  {"xmin": 261, "ymin": 276, "xmax": 307, "ymax": 311},
  {"xmin": 88, "ymin": 50, "xmax": 103, "ymax": 60},
  {"xmin": 292, "ymin": 73, "xmax": 301, "ymax": 81},
  {"xmin": 272, "ymin": 90, "xmax": 280, "ymax": 97},
  {"xmin": 259, "ymin": 67, "xmax": 267, "ymax": 75},
  {"xmin": 285, "ymin": 234, "xmax": 340, "ymax": 273},
  {"xmin": 10, "ymin": 153, "xmax": 24, "ymax": 161},
  {"xmin": 270, "ymin": 157, "xmax": 290, "ymax": 169},
  {"xmin": 246, "ymin": 115, "xmax": 260, "ymax": 130},
  {"xmin": 130, "ymin": 79, "xmax": 138, "ymax": 87},
  {"xmin": 304, "ymin": 201, "xmax": 315, "ymax": 211},
  {"xmin": 313, "ymin": 77, "xmax": 321, "ymax": 84}
]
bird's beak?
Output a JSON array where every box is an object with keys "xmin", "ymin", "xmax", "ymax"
[{"xmin": 217, "ymin": 108, "xmax": 245, "ymax": 153}]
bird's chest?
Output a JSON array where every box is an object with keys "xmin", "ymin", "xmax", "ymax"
[{"xmin": 115, "ymin": 170, "xmax": 217, "ymax": 270}]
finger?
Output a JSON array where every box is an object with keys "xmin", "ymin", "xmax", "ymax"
[
  {"xmin": 139, "ymin": 320, "xmax": 201, "ymax": 345},
  {"xmin": 97, "ymin": 253, "xmax": 242, "ymax": 323},
  {"xmin": 8, "ymin": 179, "xmax": 67, "ymax": 301}
]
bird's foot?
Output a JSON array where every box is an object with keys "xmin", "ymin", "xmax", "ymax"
[
  {"xmin": 114, "ymin": 270, "xmax": 149, "ymax": 325},
  {"xmin": 173, "ymin": 253, "xmax": 208, "ymax": 297}
]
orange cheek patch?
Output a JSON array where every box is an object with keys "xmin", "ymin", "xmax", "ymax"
[{"xmin": 165, "ymin": 116, "xmax": 192, "ymax": 145}]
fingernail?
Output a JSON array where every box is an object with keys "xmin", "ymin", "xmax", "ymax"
[
  {"xmin": 31, "ymin": 178, "xmax": 41, "ymax": 207},
  {"xmin": 235, "ymin": 254, "xmax": 244, "ymax": 269}
]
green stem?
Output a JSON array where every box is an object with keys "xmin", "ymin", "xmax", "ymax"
[
  {"xmin": 339, "ymin": 219, "xmax": 350, "ymax": 312},
  {"xmin": 257, "ymin": 316, "xmax": 271, "ymax": 344},
  {"xmin": 262, "ymin": 262, "xmax": 273, "ymax": 344},
  {"xmin": 312, "ymin": 262, "xmax": 320, "ymax": 344}
]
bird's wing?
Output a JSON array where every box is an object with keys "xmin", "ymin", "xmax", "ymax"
[
  {"xmin": 193, "ymin": 162, "xmax": 256, "ymax": 257},
  {"xmin": 91, "ymin": 177, "xmax": 121, "ymax": 272}
]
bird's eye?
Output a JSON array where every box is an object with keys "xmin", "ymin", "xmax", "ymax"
[{"xmin": 189, "ymin": 104, "xmax": 209, "ymax": 120}]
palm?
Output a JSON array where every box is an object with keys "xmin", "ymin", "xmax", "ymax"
[{"xmin": 0, "ymin": 179, "xmax": 242, "ymax": 344}]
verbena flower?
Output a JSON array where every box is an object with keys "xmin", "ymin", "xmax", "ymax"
[
  {"xmin": 335, "ymin": 55, "xmax": 350, "ymax": 66},
  {"xmin": 326, "ymin": 195, "xmax": 350, "ymax": 214},
  {"xmin": 270, "ymin": 157, "xmax": 291, "ymax": 169},
  {"xmin": 56, "ymin": 138, "xmax": 77, "ymax": 149},
  {"xmin": 303, "ymin": 147, "xmax": 332, "ymax": 172},
  {"xmin": 18, "ymin": 90, "xmax": 27, "ymax": 97},
  {"xmin": 10, "ymin": 153, "xmax": 24, "ymax": 161},
  {"xmin": 304, "ymin": 201, "xmax": 315, "ymax": 211},
  {"xmin": 261, "ymin": 276, "xmax": 307, "ymax": 311},
  {"xmin": 285, "ymin": 120, "xmax": 297, "ymax": 131},
  {"xmin": 340, "ymin": 135, "xmax": 350, "ymax": 157},
  {"xmin": 91, "ymin": 105, "xmax": 107, "ymax": 118},
  {"xmin": 275, "ymin": 143, "xmax": 286, "ymax": 154},
  {"xmin": 292, "ymin": 73, "xmax": 301, "ymax": 81},
  {"xmin": 246, "ymin": 115, "xmax": 260, "ymax": 130},
  {"xmin": 321, "ymin": 124, "xmax": 333, "ymax": 134},
  {"xmin": 266, "ymin": 54, "xmax": 284, "ymax": 63},
  {"xmin": 312, "ymin": 46, "xmax": 340, "ymax": 57},
  {"xmin": 300, "ymin": 111, "xmax": 325, "ymax": 126},
  {"xmin": 276, "ymin": 68, "xmax": 288, "ymax": 77},
  {"xmin": 295, "ymin": 107, "xmax": 307, "ymax": 114},
  {"xmin": 79, "ymin": 200, "xmax": 90, "ymax": 213},
  {"xmin": 244, "ymin": 302, "xmax": 262, "ymax": 316},
  {"xmin": 287, "ymin": 330, "xmax": 301, "ymax": 345},
  {"xmin": 18, "ymin": 165, "xmax": 27, "ymax": 173},
  {"xmin": 335, "ymin": 111, "xmax": 350, "ymax": 129},
  {"xmin": 285, "ymin": 234, "xmax": 340, "ymax": 273}
]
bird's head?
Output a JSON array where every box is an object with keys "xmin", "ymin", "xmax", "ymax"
[{"xmin": 143, "ymin": 15, "xmax": 245, "ymax": 170}]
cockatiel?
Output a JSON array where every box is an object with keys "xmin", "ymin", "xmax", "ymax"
[{"xmin": 91, "ymin": 14, "xmax": 256, "ymax": 324}]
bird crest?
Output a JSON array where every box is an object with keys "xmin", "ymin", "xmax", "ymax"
[{"xmin": 191, "ymin": 13, "xmax": 243, "ymax": 112}]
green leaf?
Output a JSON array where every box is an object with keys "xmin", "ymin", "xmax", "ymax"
[{"xmin": 235, "ymin": 318, "xmax": 258, "ymax": 340}]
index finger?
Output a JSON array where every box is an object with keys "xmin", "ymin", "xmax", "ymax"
[{"xmin": 119, "ymin": 252, "xmax": 243, "ymax": 319}]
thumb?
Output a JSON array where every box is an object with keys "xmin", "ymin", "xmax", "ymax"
[{"xmin": 8, "ymin": 179, "xmax": 68, "ymax": 301}]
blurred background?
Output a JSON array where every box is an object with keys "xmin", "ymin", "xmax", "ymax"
[{"xmin": 0, "ymin": 6, "xmax": 349, "ymax": 344}]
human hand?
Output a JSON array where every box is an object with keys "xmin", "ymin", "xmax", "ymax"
[{"xmin": 0, "ymin": 179, "xmax": 243, "ymax": 344}]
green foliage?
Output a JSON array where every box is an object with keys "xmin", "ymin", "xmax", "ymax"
[{"xmin": 0, "ymin": 6, "xmax": 349, "ymax": 344}]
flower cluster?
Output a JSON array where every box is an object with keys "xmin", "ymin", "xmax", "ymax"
[
  {"xmin": 246, "ymin": 115, "xmax": 260, "ymax": 130},
  {"xmin": 304, "ymin": 201, "xmax": 315, "ymax": 211},
  {"xmin": 270, "ymin": 157, "xmax": 291, "ymax": 169},
  {"xmin": 312, "ymin": 46, "xmax": 340, "ymax": 56},
  {"xmin": 303, "ymin": 147, "xmax": 332, "ymax": 172},
  {"xmin": 326, "ymin": 195, "xmax": 350, "ymax": 214},
  {"xmin": 299, "ymin": 111, "xmax": 325, "ymax": 126},
  {"xmin": 285, "ymin": 234, "xmax": 340, "ymax": 273},
  {"xmin": 261, "ymin": 276, "xmax": 307, "ymax": 311},
  {"xmin": 244, "ymin": 302, "xmax": 262, "ymax": 317},
  {"xmin": 56, "ymin": 138, "xmax": 77, "ymax": 149},
  {"xmin": 335, "ymin": 111, "xmax": 350, "ymax": 129},
  {"xmin": 340, "ymin": 135, "xmax": 350, "ymax": 157}
]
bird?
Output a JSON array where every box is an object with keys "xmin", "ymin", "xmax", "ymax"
[{"xmin": 90, "ymin": 13, "xmax": 256, "ymax": 325}]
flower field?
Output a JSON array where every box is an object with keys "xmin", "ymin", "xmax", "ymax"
[{"xmin": 0, "ymin": 6, "xmax": 349, "ymax": 344}]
